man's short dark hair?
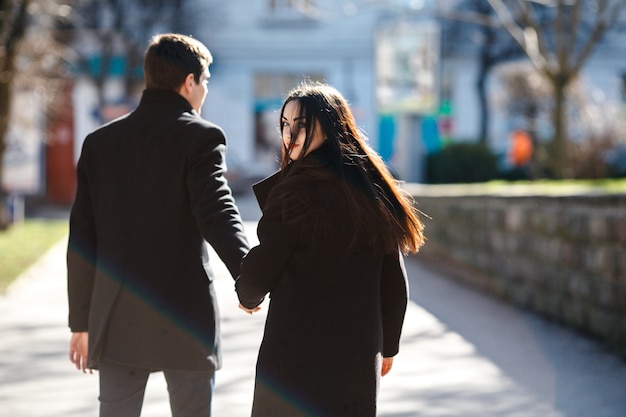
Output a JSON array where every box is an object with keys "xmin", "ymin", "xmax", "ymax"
[{"xmin": 143, "ymin": 33, "xmax": 213, "ymax": 91}]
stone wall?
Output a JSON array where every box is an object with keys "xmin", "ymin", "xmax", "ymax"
[{"xmin": 407, "ymin": 187, "xmax": 626, "ymax": 355}]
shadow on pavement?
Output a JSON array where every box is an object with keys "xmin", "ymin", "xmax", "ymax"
[
  {"xmin": 404, "ymin": 256, "xmax": 626, "ymax": 417},
  {"xmin": 3, "ymin": 193, "xmax": 626, "ymax": 417}
]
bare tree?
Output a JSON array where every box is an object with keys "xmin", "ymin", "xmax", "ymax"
[
  {"xmin": 0, "ymin": 1, "xmax": 30, "ymax": 228},
  {"xmin": 0, "ymin": 0, "xmax": 72, "ymax": 229},
  {"xmin": 487, "ymin": 0, "xmax": 625, "ymax": 178}
]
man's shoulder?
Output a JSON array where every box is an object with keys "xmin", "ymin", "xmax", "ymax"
[
  {"xmin": 177, "ymin": 114, "xmax": 228, "ymax": 145},
  {"xmin": 82, "ymin": 116, "xmax": 130, "ymax": 151},
  {"xmin": 88, "ymin": 113, "xmax": 131, "ymax": 137},
  {"xmin": 179, "ymin": 112, "xmax": 223, "ymax": 131}
]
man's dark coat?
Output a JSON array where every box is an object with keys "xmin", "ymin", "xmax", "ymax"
[
  {"xmin": 236, "ymin": 146, "xmax": 409, "ymax": 417},
  {"xmin": 67, "ymin": 89, "xmax": 249, "ymax": 371}
]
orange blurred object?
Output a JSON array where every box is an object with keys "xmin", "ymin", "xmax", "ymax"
[{"xmin": 509, "ymin": 130, "xmax": 533, "ymax": 167}]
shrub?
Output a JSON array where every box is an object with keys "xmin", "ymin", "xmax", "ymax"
[{"xmin": 426, "ymin": 142, "xmax": 498, "ymax": 184}]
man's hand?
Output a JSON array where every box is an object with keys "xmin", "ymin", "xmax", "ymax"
[
  {"xmin": 69, "ymin": 332, "xmax": 92, "ymax": 374},
  {"xmin": 381, "ymin": 356, "xmax": 394, "ymax": 376},
  {"xmin": 238, "ymin": 303, "xmax": 261, "ymax": 314}
]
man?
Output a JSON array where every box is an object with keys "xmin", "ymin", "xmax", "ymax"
[{"xmin": 67, "ymin": 33, "xmax": 250, "ymax": 417}]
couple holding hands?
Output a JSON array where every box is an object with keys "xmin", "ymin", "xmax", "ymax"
[{"xmin": 67, "ymin": 33, "xmax": 424, "ymax": 417}]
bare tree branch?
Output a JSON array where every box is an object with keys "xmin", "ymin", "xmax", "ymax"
[
  {"xmin": 487, "ymin": 0, "xmax": 526, "ymax": 46},
  {"xmin": 488, "ymin": 0, "xmax": 552, "ymax": 73},
  {"xmin": 571, "ymin": 0, "xmax": 623, "ymax": 73},
  {"xmin": 554, "ymin": 0, "xmax": 567, "ymax": 72},
  {"xmin": 520, "ymin": 0, "xmax": 553, "ymax": 66},
  {"xmin": 567, "ymin": 0, "xmax": 582, "ymax": 55}
]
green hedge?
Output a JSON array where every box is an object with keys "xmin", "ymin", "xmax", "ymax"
[{"xmin": 426, "ymin": 142, "xmax": 499, "ymax": 184}]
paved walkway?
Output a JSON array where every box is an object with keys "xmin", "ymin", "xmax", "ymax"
[{"xmin": 2, "ymin": 196, "xmax": 626, "ymax": 416}]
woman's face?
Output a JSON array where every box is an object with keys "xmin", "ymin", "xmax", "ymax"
[{"xmin": 281, "ymin": 100, "xmax": 326, "ymax": 161}]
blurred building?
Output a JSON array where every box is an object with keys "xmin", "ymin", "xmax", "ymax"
[
  {"xmin": 198, "ymin": 0, "xmax": 440, "ymax": 182},
  {"xmin": 65, "ymin": 0, "xmax": 440, "ymax": 188},
  {"xmin": 12, "ymin": 0, "xmax": 625, "ymax": 207},
  {"xmin": 191, "ymin": 0, "xmax": 626, "ymax": 182}
]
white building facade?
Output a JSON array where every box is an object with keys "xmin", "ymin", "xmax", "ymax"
[
  {"xmin": 198, "ymin": 0, "xmax": 393, "ymax": 178},
  {"xmin": 69, "ymin": 0, "xmax": 626, "ymax": 184}
]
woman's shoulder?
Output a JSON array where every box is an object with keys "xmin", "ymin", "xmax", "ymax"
[
  {"xmin": 261, "ymin": 163, "xmax": 340, "ymax": 225},
  {"xmin": 273, "ymin": 168, "xmax": 335, "ymax": 206}
]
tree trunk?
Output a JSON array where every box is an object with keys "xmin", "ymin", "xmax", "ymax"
[
  {"xmin": 476, "ymin": 7, "xmax": 498, "ymax": 146},
  {"xmin": 0, "ymin": 51, "xmax": 16, "ymax": 229},
  {"xmin": 552, "ymin": 76, "xmax": 568, "ymax": 179},
  {"xmin": 477, "ymin": 49, "xmax": 490, "ymax": 145}
]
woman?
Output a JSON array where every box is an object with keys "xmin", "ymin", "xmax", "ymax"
[{"xmin": 236, "ymin": 81, "xmax": 425, "ymax": 417}]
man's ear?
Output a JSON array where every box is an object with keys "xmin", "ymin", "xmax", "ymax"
[{"xmin": 179, "ymin": 73, "xmax": 195, "ymax": 96}]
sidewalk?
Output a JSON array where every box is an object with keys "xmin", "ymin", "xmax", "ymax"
[{"xmin": 2, "ymin": 219, "xmax": 626, "ymax": 416}]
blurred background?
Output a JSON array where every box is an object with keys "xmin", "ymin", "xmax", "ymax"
[{"xmin": 1, "ymin": 0, "xmax": 625, "ymax": 226}]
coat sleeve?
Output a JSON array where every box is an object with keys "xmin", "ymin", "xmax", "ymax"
[
  {"xmin": 380, "ymin": 250, "xmax": 409, "ymax": 357},
  {"xmin": 67, "ymin": 137, "xmax": 97, "ymax": 332},
  {"xmin": 235, "ymin": 211, "xmax": 297, "ymax": 309},
  {"xmin": 187, "ymin": 125, "xmax": 250, "ymax": 279}
]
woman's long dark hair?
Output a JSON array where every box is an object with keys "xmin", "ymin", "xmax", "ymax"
[{"xmin": 272, "ymin": 81, "xmax": 424, "ymax": 255}]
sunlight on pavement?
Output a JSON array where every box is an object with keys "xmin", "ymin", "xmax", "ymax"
[
  {"xmin": 2, "ymin": 222, "xmax": 626, "ymax": 417},
  {"xmin": 378, "ymin": 303, "xmax": 564, "ymax": 417}
]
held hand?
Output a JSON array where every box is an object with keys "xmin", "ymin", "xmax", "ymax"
[
  {"xmin": 381, "ymin": 356, "xmax": 394, "ymax": 377},
  {"xmin": 238, "ymin": 303, "xmax": 261, "ymax": 314},
  {"xmin": 69, "ymin": 332, "xmax": 92, "ymax": 374}
]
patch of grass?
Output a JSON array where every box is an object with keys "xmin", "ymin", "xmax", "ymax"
[
  {"xmin": 488, "ymin": 178, "xmax": 626, "ymax": 193},
  {"xmin": 0, "ymin": 219, "xmax": 68, "ymax": 293},
  {"xmin": 405, "ymin": 178, "xmax": 626, "ymax": 196}
]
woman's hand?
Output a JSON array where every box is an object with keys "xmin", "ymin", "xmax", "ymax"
[
  {"xmin": 239, "ymin": 303, "xmax": 261, "ymax": 314},
  {"xmin": 381, "ymin": 356, "xmax": 394, "ymax": 376}
]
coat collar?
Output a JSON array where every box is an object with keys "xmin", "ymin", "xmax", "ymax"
[
  {"xmin": 252, "ymin": 171, "xmax": 282, "ymax": 212},
  {"xmin": 138, "ymin": 88, "xmax": 196, "ymax": 115},
  {"xmin": 251, "ymin": 143, "xmax": 335, "ymax": 212}
]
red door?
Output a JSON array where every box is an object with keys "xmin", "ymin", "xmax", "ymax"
[{"xmin": 46, "ymin": 84, "xmax": 76, "ymax": 205}]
